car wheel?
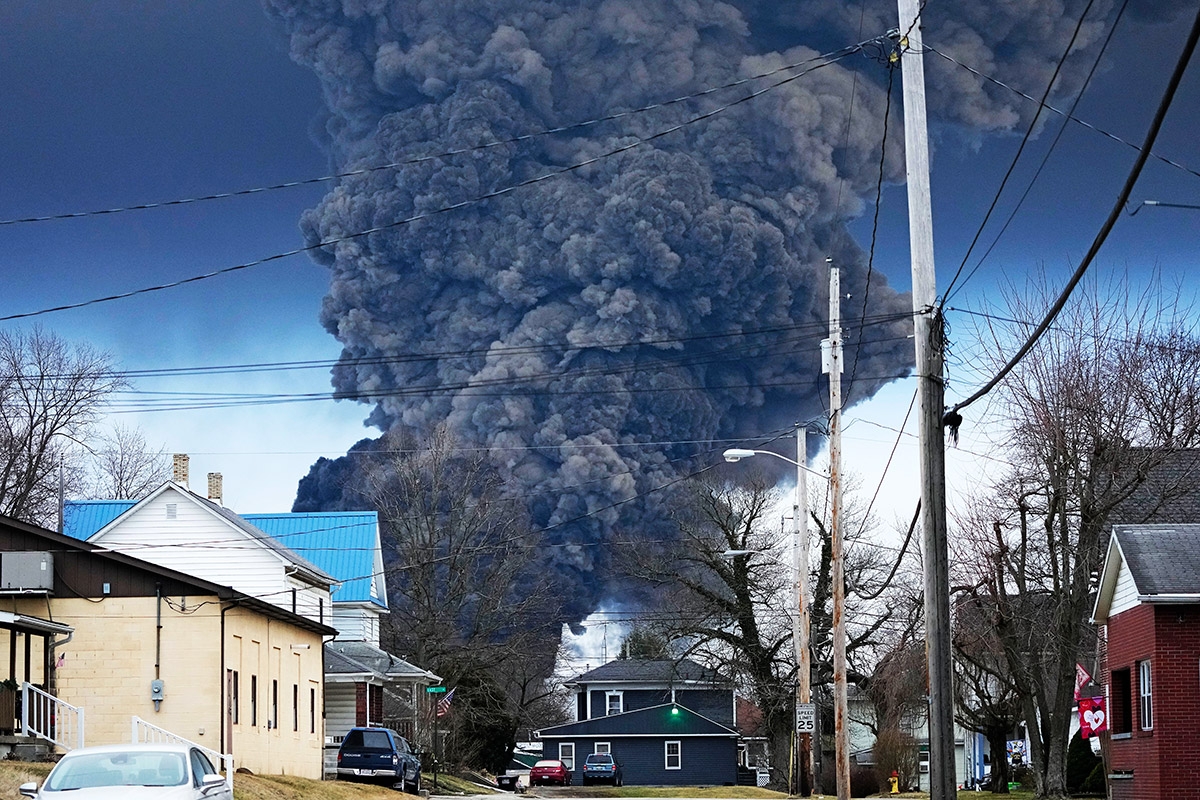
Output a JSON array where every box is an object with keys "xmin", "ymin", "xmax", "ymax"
[{"xmin": 404, "ymin": 775, "xmax": 421, "ymax": 794}]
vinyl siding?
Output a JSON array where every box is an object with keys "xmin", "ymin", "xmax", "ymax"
[
  {"xmin": 331, "ymin": 606, "xmax": 382, "ymax": 645},
  {"xmin": 325, "ymin": 682, "xmax": 359, "ymax": 741},
  {"xmin": 555, "ymin": 736, "xmax": 737, "ymax": 786},
  {"xmin": 586, "ymin": 688, "xmax": 731, "ymax": 726},
  {"xmin": 91, "ymin": 489, "xmax": 331, "ymax": 625},
  {"xmin": 1111, "ymin": 560, "xmax": 1141, "ymax": 617}
]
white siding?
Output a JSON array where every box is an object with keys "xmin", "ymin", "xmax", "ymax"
[
  {"xmin": 331, "ymin": 606, "xmax": 383, "ymax": 645},
  {"xmin": 1109, "ymin": 558, "xmax": 1141, "ymax": 617},
  {"xmin": 93, "ymin": 488, "xmax": 331, "ymax": 625},
  {"xmin": 325, "ymin": 682, "xmax": 359, "ymax": 742}
]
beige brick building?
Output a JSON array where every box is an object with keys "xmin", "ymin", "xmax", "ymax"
[{"xmin": 0, "ymin": 514, "xmax": 335, "ymax": 778}]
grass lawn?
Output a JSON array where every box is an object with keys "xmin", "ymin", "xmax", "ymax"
[{"xmin": 0, "ymin": 761, "xmax": 1044, "ymax": 800}]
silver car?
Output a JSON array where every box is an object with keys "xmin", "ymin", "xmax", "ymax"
[{"xmin": 19, "ymin": 744, "xmax": 232, "ymax": 800}]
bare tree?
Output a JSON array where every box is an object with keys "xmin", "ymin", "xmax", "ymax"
[
  {"xmin": 0, "ymin": 327, "xmax": 124, "ymax": 526},
  {"xmin": 86, "ymin": 424, "xmax": 171, "ymax": 499},
  {"xmin": 365, "ymin": 424, "xmax": 565, "ymax": 769},
  {"xmin": 952, "ymin": 591, "xmax": 1022, "ymax": 793},
  {"xmin": 956, "ymin": 273, "xmax": 1200, "ymax": 799},
  {"xmin": 620, "ymin": 468, "xmax": 904, "ymax": 790}
]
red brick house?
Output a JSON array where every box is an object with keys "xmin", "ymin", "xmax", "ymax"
[{"xmin": 1091, "ymin": 524, "xmax": 1200, "ymax": 800}]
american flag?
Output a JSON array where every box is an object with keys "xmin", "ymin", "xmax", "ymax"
[{"xmin": 436, "ymin": 687, "xmax": 456, "ymax": 718}]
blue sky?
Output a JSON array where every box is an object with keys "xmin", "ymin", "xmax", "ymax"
[{"xmin": 1, "ymin": 0, "xmax": 1198, "ymax": 522}]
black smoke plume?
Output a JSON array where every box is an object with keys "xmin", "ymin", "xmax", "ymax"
[{"xmin": 272, "ymin": 0, "xmax": 1169, "ymax": 619}]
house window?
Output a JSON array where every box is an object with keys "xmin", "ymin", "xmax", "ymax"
[
  {"xmin": 310, "ymin": 687, "xmax": 317, "ymax": 734},
  {"xmin": 665, "ymin": 741, "xmax": 681, "ymax": 770},
  {"xmin": 250, "ymin": 675, "xmax": 258, "ymax": 726},
  {"xmin": 1111, "ymin": 668, "xmax": 1132, "ymax": 734},
  {"xmin": 293, "ymin": 684, "xmax": 300, "ymax": 732},
  {"xmin": 232, "ymin": 671, "xmax": 239, "ymax": 724},
  {"xmin": 606, "ymin": 692, "xmax": 623, "ymax": 715},
  {"xmin": 271, "ymin": 679, "xmax": 279, "ymax": 729},
  {"xmin": 559, "ymin": 743, "xmax": 575, "ymax": 771},
  {"xmin": 1138, "ymin": 660, "xmax": 1153, "ymax": 730},
  {"xmin": 595, "ymin": 743, "xmax": 610, "ymax": 755}
]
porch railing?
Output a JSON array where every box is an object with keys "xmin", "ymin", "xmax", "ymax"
[
  {"xmin": 131, "ymin": 715, "xmax": 234, "ymax": 790},
  {"xmin": 21, "ymin": 682, "xmax": 84, "ymax": 751}
]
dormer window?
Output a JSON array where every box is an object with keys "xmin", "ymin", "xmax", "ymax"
[{"xmin": 606, "ymin": 691, "xmax": 623, "ymax": 715}]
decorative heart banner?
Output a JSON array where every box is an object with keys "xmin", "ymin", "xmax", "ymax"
[{"xmin": 1079, "ymin": 696, "xmax": 1107, "ymax": 738}]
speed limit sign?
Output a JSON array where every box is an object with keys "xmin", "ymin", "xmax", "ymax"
[{"xmin": 796, "ymin": 703, "xmax": 816, "ymax": 733}]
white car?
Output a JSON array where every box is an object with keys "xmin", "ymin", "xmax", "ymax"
[{"xmin": 19, "ymin": 744, "xmax": 231, "ymax": 800}]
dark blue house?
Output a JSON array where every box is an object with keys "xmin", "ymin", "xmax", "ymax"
[{"xmin": 536, "ymin": 659, "xmax": 739, "ymax": 786}]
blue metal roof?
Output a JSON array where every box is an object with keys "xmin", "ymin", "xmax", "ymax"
[
  {"xmin": 62, "ymin": 500, "xmax": 135, "ymax": 540},
  {"xmin": 63, "ymin": 500, "xmax": 385, "ymax": 608},
  {"xmin": 243, "ymin": 512, "xmax": 385, "ymax": 607}
]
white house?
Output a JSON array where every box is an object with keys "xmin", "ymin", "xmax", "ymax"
[{"xmin": 63, "ymin": 462, "xmax": 439, "ymax": 766}]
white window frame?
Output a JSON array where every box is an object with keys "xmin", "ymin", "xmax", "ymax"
[
  {"xmin": 665, "ymin": 740, "xmax": 681, "ymax": 770},
  {"xmin": 606, "ymin": 691, "xmax": 623, "ymax": 716},
  {"xmin": 1138, "ymin": 660, "xmax": 1153, "ymax": 730},
  {"xmin": 559, "ymin": 743, "xmax": 575, "ymax": 771},
  {"xmin": 594, "ymin": 742, "xmax": 610, "ymax": 755}
]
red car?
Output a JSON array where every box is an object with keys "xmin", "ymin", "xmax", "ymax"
[{"xmin": 529, "ymin": 760, "xmax": 572, "ymax": 786}]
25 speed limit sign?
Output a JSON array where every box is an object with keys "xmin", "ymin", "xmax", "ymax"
[{"xmin": 795, "ymin": 703, "xmax": 816, "ymax": 734}]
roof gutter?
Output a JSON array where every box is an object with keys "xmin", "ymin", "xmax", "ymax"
[{"xmin": 1138, "ymin": 593, "xmax": 1200, "ymax": 604}]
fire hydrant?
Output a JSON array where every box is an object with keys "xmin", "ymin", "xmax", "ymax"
[{"xmin": 889, "ymin": 770, "xmax": 900, "ymax": 794}]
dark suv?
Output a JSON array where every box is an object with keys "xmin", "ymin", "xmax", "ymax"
[
  {"xmin": 582, "ymin": 753, "xmax": 623, "ymax": 786},
  {"xmin": 336, "ymin": 727, "xmax": 422, "ymax": 793}
]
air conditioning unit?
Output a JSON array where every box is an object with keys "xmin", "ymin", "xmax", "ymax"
[{"xmin": 0, "ymin": 552, "xmax": 53, "ymax": 592}]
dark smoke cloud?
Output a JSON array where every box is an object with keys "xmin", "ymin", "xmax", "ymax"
[{"xmin": 269, "ymin": 0, "xmax": 1143, "ymax": 617}]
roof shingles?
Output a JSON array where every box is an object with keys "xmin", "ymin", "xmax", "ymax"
[{"xmin": 1113, "ymin": 524, "xmax": 1200, "ymax": 595}]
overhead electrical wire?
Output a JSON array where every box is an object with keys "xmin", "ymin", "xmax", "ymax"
[
  {"xmin": 0, "ymin": 40, "xmax": 869, "ymax": 323},
  {"xmin": 843, "ymin": 55, "xmax": 898, "ymax": 406},
  {"xmin": 949, "ymin": 3, "xmax": 1200, "ymax": 415},
  {"xmin": 942, "ymin": 0, "xmax": 1131, "ymax": 304},
  {"xmin": 939, "ymin": 0, "xmax": 1101, "ymax": 303},
  {"xmin": 0, "ymin": 40, "xmax": 877, "ymax": 228},
  {"xmin": 925, "ymin": 47, "xmax": 1200, "ymax": 185}
]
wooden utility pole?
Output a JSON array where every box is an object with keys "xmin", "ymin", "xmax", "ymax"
[
  {"xmin": 793, "ymin": 425, "xmax": 813, "ymax": 797},
  {"xmin": 894, "ymin": 1, "xmax": 956, "ymax": 797},
  {"xmin": 824, "ymin": 262, "xmax": 850, "ymax": 800}
]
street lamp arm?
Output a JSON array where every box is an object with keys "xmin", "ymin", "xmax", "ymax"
[{"xmin": 722, "ymin": 448, "xmax": 828, "ymax": 480}]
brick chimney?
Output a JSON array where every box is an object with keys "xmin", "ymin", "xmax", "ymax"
[
  {"xmin": 207, "ymin": 473, "xmax": 223, "ymax": 505},
  {"xmin": 172, "ymin": 454, "xmax": 189, "ymax": 487}
]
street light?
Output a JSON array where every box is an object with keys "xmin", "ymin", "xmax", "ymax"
[{"xmin": 721, "ymin": 428, "xmax": 820, "ymax": 797}]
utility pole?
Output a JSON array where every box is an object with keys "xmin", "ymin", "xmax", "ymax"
[
  {"xmin": 793, "ymin": 425, "xmax": 813, "ymax": 797},
  {"xmin": 894, "ymin": 1, "xmax": 956, "ymax": 797},
  {"xmin": 823, "ymin": 261, "xmax": 850, "ymax": 800}
]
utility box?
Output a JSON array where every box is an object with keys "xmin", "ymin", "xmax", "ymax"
[{"xmin": 0, "ymin": 552, "xmax": 53, "ymax": 592}]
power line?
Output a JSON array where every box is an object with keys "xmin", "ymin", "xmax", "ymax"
[
  {"xmin": 949, "ymin": 4, "xmax": 1200, "ymax": 415},
  {"xmin": 0, "ymin": 43, "xmax": 865, "ymax": 323},
  {"xmin": 844, "ymin": 56, "xmax": 898, "ymax": 406},
  {"xmin": 0, "ymin": 41, "xmax": 876, "ymax": 228},
  {"xmin": 925, "ymin": 46, "xmax": 1200, "ymax": 185},
  {"xmin": 942, "ymin": 0, "xmax": 1131, "ymax": 303},
  {"xmin": 939, "ymin": 0, "xmax": 1102, "ymax": 302}
]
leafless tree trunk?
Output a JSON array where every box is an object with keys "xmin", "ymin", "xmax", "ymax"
[
  {"xmin": 365, "ymin": 424, "xmax": 565, "ymax": 769},
  {"xmin": 620, "ymin": 468, "xmax": 904, "ymax": 791},
  {"xmin": 957, "ymin": 273, "xmax": 1200, "ymax": 799},
  {"xmin": 0, "ymin": 327, "xmax": 124, "ymax": 526}
]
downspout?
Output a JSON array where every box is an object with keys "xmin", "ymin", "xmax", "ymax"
[
  {"xmin": 155, "ymin": 583, "xmax": 162, "ymax": 680},
  {"xmin": 220, "ymin": 602, "xmax": 227, "ymax": 757}
]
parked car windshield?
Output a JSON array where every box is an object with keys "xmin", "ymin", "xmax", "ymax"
[
  {"xmin": 342, "ymin": 729, "xmax": 392, "ymax": 750},
  {"xmin": 586, "ymin": 755, "xmax": 613, "ymax": 764},
  {"xmin": 47, "ymin": 751, "xmax": 188, "ymax": 790},
  {"xmin": 533, "ymin": 761, "xmax": 561, "ymax": 768}
]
